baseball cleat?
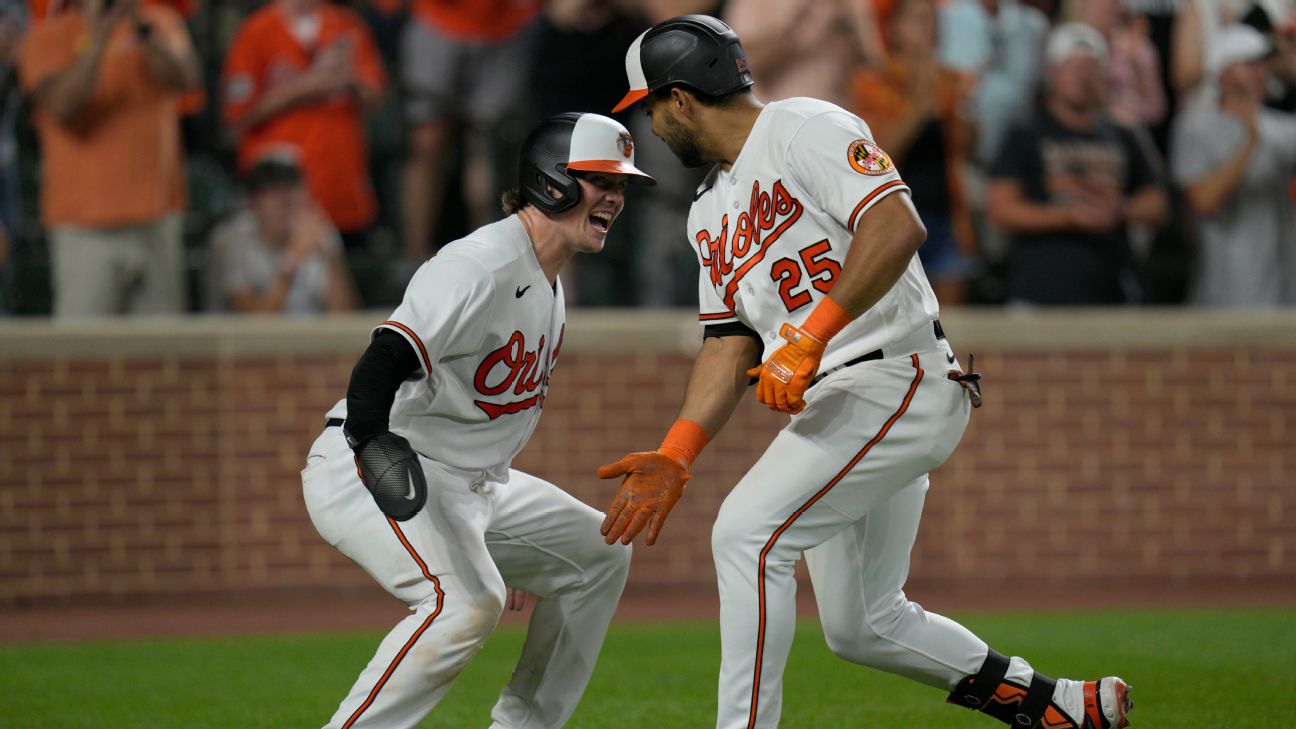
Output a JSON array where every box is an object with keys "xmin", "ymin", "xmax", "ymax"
[
  {"xmin": 1064, "ymin": 676, "xmax": 1132, "ymax": 729},
  {"xmin": 1044, "ymin": 676, "xmax": 1133, "ymax": 729},
  {"xmin": 1096, "ymin": 677, "xmax": 1133, "ymax": 728}
]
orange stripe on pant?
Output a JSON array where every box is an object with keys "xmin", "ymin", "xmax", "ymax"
[
  {"xmin": 746, "ymin": 354, "xmax": 924, "ymax": 729},
  {"xmin": 341, "ymin": 517, "xmax": 446, "ymax": 729}
]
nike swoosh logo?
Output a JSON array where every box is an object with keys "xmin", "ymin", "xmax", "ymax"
[
  {"xmin": 405, "ymin": 478, "xmax": 418, "ymax": 500},
  {"xmin": 946, "ymin": 353, "xmax": 956, "ymax": 364},
  {"xmin": 693, "ymin": 185, "xmax": 714, "ymax": 202},
  {"xmin": 515, "ymin": 285, "xmax": 531, "ymax": 298}
]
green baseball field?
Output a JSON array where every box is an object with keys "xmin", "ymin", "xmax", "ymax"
[{"xmin": 2, "ymin": 608, "xmax": 1292, "ymax": 728}]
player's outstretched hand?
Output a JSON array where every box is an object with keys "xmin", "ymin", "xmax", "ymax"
[
  {"xmin": 597, "ymin": 452, "xmax": 690, "ymax": 546},
  {"xmin": 746, "ymin": 322, "xmax": 826, "ymax": 414}
]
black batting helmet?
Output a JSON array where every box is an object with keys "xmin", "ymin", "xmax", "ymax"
[
  {"xmin": 519, "ymin": 112, "xmax": 655, "ymax": 214},
  {"xmin": 612, "ymin": 14, "xmax": 753, "ymax": 112}
]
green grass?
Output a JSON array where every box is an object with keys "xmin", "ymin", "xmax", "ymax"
[{"xmin": 1, "ymin": 609, "xmax": 1293, "ymax": 728}]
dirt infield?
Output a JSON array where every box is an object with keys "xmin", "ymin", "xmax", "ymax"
[{"xmin": 2, "ymin": 579, "xmax": 1292, "ymax": 644}]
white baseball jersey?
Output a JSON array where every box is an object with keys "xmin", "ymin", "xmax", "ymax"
[
  {"xmin": 689, "ymin": 98, "xmax": 940, "ymax": 366},
  {"xmin": 691, "ymin": 99, "xmax": 993, "ymax": 729},
  {"xmin": 324, "ymin": 215, "xmax": 566, "ymax": 472},
  {"xmin": 307, "ymin": 213, "xmax": 627, "ymax": 729}
]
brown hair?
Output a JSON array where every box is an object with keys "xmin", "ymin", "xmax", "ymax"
[{"xmin": 500, "ymin": 188, "xmax": 527, "ymax": 215}]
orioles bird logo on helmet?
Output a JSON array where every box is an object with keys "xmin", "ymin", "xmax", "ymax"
[{"xmin": 618, "ymin": 132, "xmax": 634, "ymax": 158}]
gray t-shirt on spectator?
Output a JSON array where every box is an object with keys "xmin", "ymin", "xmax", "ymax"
[
  {"xmin": 1171, "ymin": 106, "xmax": 1296, "ymax": 307},
  {"xmin": 206, "ymin": 208, "xmax": 339, "ymax": 314}
]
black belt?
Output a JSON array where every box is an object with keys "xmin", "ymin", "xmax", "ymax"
[
  {"xmin": 807, "ymin": 320, "xmax": 945, "ymax": 389},
  {"xmin": 325, "ymin": 418, "xmax": 344, "ymax": 428},
  {"xmin": 808, "ymin": 349, "xmax": 883, "ymax": 388}
]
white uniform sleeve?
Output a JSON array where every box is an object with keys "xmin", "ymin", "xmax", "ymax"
[
  {"xmin": 784, "ymin": 111, "xmax": 910, "ymax": 234},
  {"xmin": 697, "ymin": 271, "xmax": 737, "ymax": 325},
  {"xmin": 376, "ymin": 252, "xmax": 496, "ymax": 375}
]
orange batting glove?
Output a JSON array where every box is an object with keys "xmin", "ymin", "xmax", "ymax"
[
  {"xmin": 746, "ymin": 323, "xmax": 826, "ymax": 414},
  {"xmin": 598, "ymin": 419, "xmax": 708, "ymax": 546},
  {"xmin": 746, "ymin": 296, "xmax": 853, "ymax": 414}
]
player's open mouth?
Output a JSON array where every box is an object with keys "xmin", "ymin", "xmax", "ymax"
[{"xmin": 589, "ymin": 211, "xmax": 613, "ymax": 233}]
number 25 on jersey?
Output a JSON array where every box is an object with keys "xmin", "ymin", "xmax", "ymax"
[{"xmin": 771, "ymin": 239, "xmax": 840, "ymax": 312}]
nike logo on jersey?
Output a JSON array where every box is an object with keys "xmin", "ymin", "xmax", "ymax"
[
  {"xmin": 516, "ymin": 285, "xmax": 531, "ymax": 298},
  {"xmin": 946, "ymin": 353, "xmax": 956, "ymax": 364},
  {"xmin": 693, "ymin": 184, "xmax": 714, "ymax": 201}
]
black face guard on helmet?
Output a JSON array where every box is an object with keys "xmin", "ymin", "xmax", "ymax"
[
  {"xmin": 612, "ymin": 14, "xmax": 754, "ymax": 113},
  {"xmin": 518, "ymin": 112, "xmax": 655, "ymax": 214}
]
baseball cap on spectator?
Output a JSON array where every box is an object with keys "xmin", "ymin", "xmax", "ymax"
[
  {"xmin": 1207, "ymin": 24, "xmax": 1273, "ymax": 76},
  {"xmin": 243, "ymin": 157, "xmax": 304, "ymax": 193},
  {"xmin": 1044, "ymin": 22, "xmax": 1108, "ymax": 66}
]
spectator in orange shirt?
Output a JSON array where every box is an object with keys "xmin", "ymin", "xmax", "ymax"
[
  {"xmin": 222, "ymin": 0, "xmax": 386, "ymax": 246},
  {"xmin": 398, "ymin": 0, "xmax": 540, "ymax": 272},
  {"xmin": 18, "ymin": 0, "xmax": 200, "ymax": 317},
  {"xmin": 851, "ymin": 0, "xmax": 978, "ymax": 305}
]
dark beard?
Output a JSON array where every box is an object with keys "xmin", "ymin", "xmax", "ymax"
[{"xmin": 663, "ymin": 118, "xmax": 709, "ymax": 168}]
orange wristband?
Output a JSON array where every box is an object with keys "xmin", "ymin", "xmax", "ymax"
[
  {"xmin": 800, "ymin": 295, "xmax": 852, "ymax": 344},
  {"xmin": 658, "ymin": 418, "xmax": 710, "ymax": 469}
]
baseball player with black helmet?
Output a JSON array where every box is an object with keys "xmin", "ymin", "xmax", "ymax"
[
  {"xmin": 301, "ymin": 112, "xmax": 653, "ymax": 729},
  {"xmin": 598, "ymin": 15, "xmax": 1134, "ymax": 729}
]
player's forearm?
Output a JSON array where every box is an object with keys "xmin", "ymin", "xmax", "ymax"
[
  {"xmin": 825, "ymin": 192, "xmax": 925, "ymax": 319},
  {"xmin": 675, "ymin": 335, "xmax": 761, "ymax": 439},
  {"xmin": 345, "ymin": 330, "xmax": 421, "ymax": 443}
]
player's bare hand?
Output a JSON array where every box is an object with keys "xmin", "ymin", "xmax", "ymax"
[
  {"xmin": 505, "ymin": 587, "xmax": 529, "ymax": 612},
  {"xmin": 597, "ymin": 451, "xmax": 689, "ymax": 546},
  {"xmin": 745, "ymin": 322, "xmax": 826, "ymax": 414}
]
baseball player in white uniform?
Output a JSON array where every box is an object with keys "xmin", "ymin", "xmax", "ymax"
[
  {"xmin": 301, "ymin": 112, "xmax": 653, "ymax": 729},
  {"xmin": 598, "ymin": 15, "xmax": 1134, "ymax": 729}
]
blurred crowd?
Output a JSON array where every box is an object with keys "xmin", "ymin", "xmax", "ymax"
[{"xmin": 0, "ymin": 0, "xmax": 1294, "ymax": 316}]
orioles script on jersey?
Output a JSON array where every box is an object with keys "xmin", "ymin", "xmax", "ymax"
[
  {"xmin": 695, "ymin": 178, "xmax": 804, "ymax": 310},
  {"xmin": 472, "ymin": 326, "xmax": 564, "ymax": 420}
]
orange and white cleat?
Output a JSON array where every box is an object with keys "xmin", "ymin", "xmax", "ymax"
[
  {"xmin": 1092, "ymin": 677, "xmax": 1134, "ymax": 729},
  {"xmin": 1044, "ymin": 677, "xmax": 1133, "ymax": 729}
]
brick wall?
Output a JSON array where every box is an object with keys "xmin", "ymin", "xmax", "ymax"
[{"xmin": 1, "ymin": 313, "xmax": 1292, "ymax": 606}]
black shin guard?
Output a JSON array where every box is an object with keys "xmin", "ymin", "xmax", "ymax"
[{"xmin": 949, "ymin": 650, "xmax": 1073, "ymax": 728}]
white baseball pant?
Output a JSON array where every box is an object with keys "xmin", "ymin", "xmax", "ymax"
[
  {"xmin": 713, "ymin": 345, "xmax": 990, "ymax": 729},
  {"xmin": 302, "ymin": 426, "xmax": 631, "ymax": 729}
]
